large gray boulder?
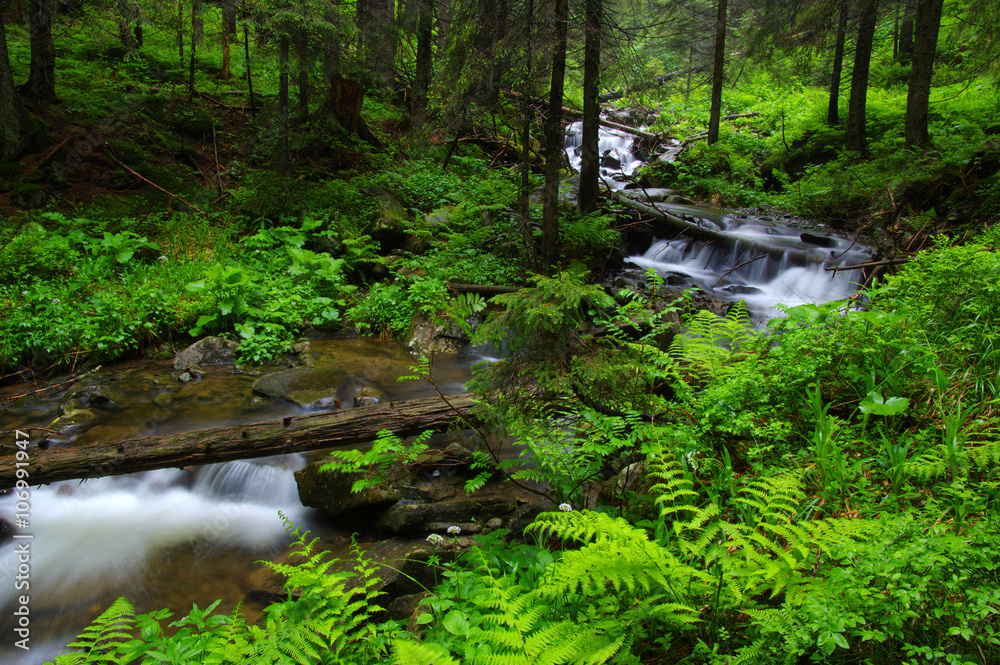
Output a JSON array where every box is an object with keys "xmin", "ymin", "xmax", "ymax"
[
  {"xmin": 251, "ymin": 367, "xmax": 345, "ymax": 409},
  {"xmin": 173, "ymin": 336, "xmax": 240, "ymax": 370}
]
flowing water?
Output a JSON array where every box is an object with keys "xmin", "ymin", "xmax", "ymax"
[
  {"xmin": 0, "ymin": 123, "xmax": 871, "ymax": 661},
  {"xmin": 566, "ymin": 116, "xmax": 871, "ymax": 320},
  {"xmin": 0, "ymin": 339, "xmax": 480, "ymax": 663}
]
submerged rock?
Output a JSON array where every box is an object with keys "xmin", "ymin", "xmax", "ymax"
[
  {"xmin": 352, "ymin": 386, "xmax": 383, "ymax": 408},
  {"xmin": 251, "ymin": 367, "xmax": 345, "ymax": 409},
  {"xmin": 49, "ymin": 409, "xmax": 97, "ymax": 434},
  {"xmin": 173, "ymin": 336, "xmax": 240, "ymax": 370}
]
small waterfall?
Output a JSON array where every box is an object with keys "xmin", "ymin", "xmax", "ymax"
[
  {"xmin": 630, "ymin": 217, "xmax": 869, "ymax": 320},
  {"xmin": 565, "ymin": 118, "xmax": 646, "ymax": 186},
  {"xmin": 0, "ymin": 455, "xmax": 308, "ymax": 663}
]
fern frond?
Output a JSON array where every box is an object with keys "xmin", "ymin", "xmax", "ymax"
[
  {"xmin": 57, "ymin": 597, "xmax": 135, "ymax": 665},
  {"xmin": 392, "ymin": 639, "xmax": 461, "ymax": 665}
]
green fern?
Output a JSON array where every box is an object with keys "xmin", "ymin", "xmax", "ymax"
[
  {"xmin": 49, "ymin": 597, "xmax": 136, "ymax": 665},
  {"xmin": 669, "ymin": 300, "xmax": 753, "ymax": 381}
]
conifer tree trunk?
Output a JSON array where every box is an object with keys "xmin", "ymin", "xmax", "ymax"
[
  {"xmin": 898, "ymin": 0, "xmax": 915, "ymax": 62},
  {"xmin": 904, "ymin": 0, "xmax": 944, "ymax": 147},
  {"xmin": 296, "ymin": 34, "xmax": 309, "ymax": 119},
  {"xmin": 1, "ymin": 20, "xmax": 30, "ymax": 162},
  {"xmin": 278, "ymin": 33, "xmax": 289, "ymax": 174},
  {"xmin": 188, "ymin": 1, "xmax": 197, "ymax": 97},
  {"xmin": 192, "ymin": 0, "xmax": 204, "ymax": 46},
  {"xmin": 116, "ymin": 0, "xmax": 141, "ymax": 55},
  {"xmin": 245, "ymin": 24, "xmax": 256, "ymax": 116},
  {"xmin": 412, "ymin": 0, "xmax": 435, "ymax": 117},
  {"xmin": 221, "ymin": 0, "xmax": 235, "ymax": 79},
  {"xmin": 577, "ymin": 0, "xmax": 602, "ymax": 215},
  {"xmin": 178, "ymin": 0, "xmax": 184, "ymax": 62},
  {"xmin": 324, "ymin": 0, "xmax": 340, "ymax": 83},
  {"xmin": 24, "ymin": 0, "xmax": 57, "ymax": 104},
  {"xmin": 827, "ymin": 0, "xmax": 849, "ymax": 126},
  {"xmin": 707, "ymin": 0, "xmax": 727, "ymax": 145},
  {"xmin": 541, "ymin": 0, "xmax": 568, "ymax": 269},
  {"xmin": 846, "ymin": 0, "xmax": 878, "ymax": 153},
  {"xmin": 519, "ymin": 0, "xmax": 538, "ymax": 271}
]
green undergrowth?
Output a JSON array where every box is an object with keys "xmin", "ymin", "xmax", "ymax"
[{"xmin": 44, "ymin": 232, "xmax": 1000, "ymax": 663}]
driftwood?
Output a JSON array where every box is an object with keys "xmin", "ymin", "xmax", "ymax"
[{"xmin": 1, "ymin": 393, "xmax": 479, "ymax": 490}]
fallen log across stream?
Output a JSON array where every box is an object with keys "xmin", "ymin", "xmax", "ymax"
[
  {"xmin": 0, "ymin": 393, "xmax": 479, "ymax": 490},
  {"xmin": 610, "ymin": 190, "xmax": 728, "ymax": 244}
]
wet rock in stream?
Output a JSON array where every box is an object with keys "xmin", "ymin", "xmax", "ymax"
[{"xmin": 251, "ymin": 367, "xmax": 346, "ymax": 409}]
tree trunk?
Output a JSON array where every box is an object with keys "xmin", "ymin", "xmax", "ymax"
[
  {"xmin": 188, "ymin": 0, "xmax": 197, "ymax": 97},
  {"xmin": 707, "ymin": 0, "xmax": 727, "ymax": 145},
  {"xmin": 1, "ymin": 20, "xmax": 30, "ymax": 162},
  {"xmin": 846, "ymin": 0, "xmax": 878, "ymax": 153},
  {"xmin": 577, "ymin": 0, "xmax": 602, "ymax": 216},
  {"xmin": 827, "ymin": 0, "xmax": 849, "ymax": 126},
  {"xmin": 904, "ymin": 0, "xmax": 944, "ymax": 147},
  {"xmin": 898, "ymin": 0, "xmax": 915, "ymax": 62},
  {"xmin": 1, "ymin": 394, "xmax": 479, "ymax": 490},
  {"xmin": 177, "ymin": 0, "xmax": 184, "ymax": 62},
  {"xmin": 360, "ymin": 0, "xmax": 396, "ymax": 89},
  {"xmin": 296, "ymin": 33, "xmax": 309, "ymax": 120},
  {"xmin": 245, "ymin": 23, "xmax": 255, "ymax": 116},
  {"xmin": 278, "ymin": 33, "xmax": 289, "ymax": 174},
  {"xmin": 221, "ymin": 0, "xmax": 235, "ymax": 79},
  {"xmin": 116, "ymin": 0, "xmax": 141, "ymax": 55},
  {"xmin": 324, "ymin": 1, "xmax": 341, "ymax": 84},
  {"xmin": 541, "ymin": 0, "xmax": 568, "ymax": 269},
  {"xmin": 519, "ymin": 0, "xmax": 539, "ymax": 271},
  {"xmin": 412, "ymin": 0, "xmax": 435, "ymax": 117},
  {"xmin": 24, "ymin": 0, "xmax": 57, "ymax": 104},
  {"xmin": 192, "ymin": 0, "xmax": 204, "ymax": 46}
]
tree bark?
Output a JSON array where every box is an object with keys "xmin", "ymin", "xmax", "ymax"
[
  {"xmin": 296, "ymin": 33, "xmax": 309, "ymax": 120},
  {"xmin": 541, "ymin": 0, "xmax": 568, "ymax": 269},
  {"xmin": 898, "ymin": 0, "xmax": 915, "ymax": 62},
  {"xmin": 519, "ymin": 0, "xmax": 539, "ymax": 271},
  {"xmin": 1, "ymin": 394, "xmax": 479, "ymax": 490},
  {"xmin": 827, "ymin": 0, "xmax": 849, "ymax": 126},
  {"xmin": 707, "ymin": 0, "xmax": 727, "ymax": 145},
  {"xmin": 116, "ymin": 0, "xmax": 141, "ymax": 55},
  {"xmin": 577, "ymin": 0, "xmax": 602, "ymax": 216},
  {"xmin": 244, "ymin": 23, "xmax": 255, "ymax": 116},
  {"xmin": 278, "ymin": 33, "xmax": 289, "ymax": 174},
  {"xmin": 324, "ymin": 1, "xmax": 341, "ymax": 84},
  {"xmin": 412, "ymin": 0, "xmax": 435, "ymax": 117},
  {"xmin": 1, "ymin": 20, "xmax": 30, "ymax": 162},
  {"xmin": 846, "ymin": 0, "xmax": 878, "ymax": 153},
  {"xmin": 360, "ymin": 0, "xmax": 396, "ymax": 89},
  {"xmin": 24, "ymin": 0, "xmax": 57, "ymax": 104},
  {"xmin": 192, "ymin": 0, "xmax": 204, "ymax": 46},
  {"xmin": 904, "ymin": 0, "xmax": 944, "ymax": 147}
]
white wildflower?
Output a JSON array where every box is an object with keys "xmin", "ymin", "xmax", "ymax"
[
  {"xmin": 426, "ymin": 533, "xmax": 445, "ymax": 545},
  {"xmin": 51, "ymin": 298, "xmax": 60, "ymax": 305},
  {"xmin": 158, "ymin": 255, "xmax": 168, "ymax": 263},
  {"xmin": 21, "ymin": 290, "xmax": 28, "ymax": 296},
  {"xmin": 558, "ymin": 503, "xmax": 572, "ymax": 512},
  {"xmin": 447, "ymin": 525, "xmax": 461, "ymax": 536}
]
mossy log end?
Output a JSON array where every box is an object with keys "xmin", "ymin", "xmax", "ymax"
[{"xmin": 1, "ymin": 393, "xmax": 479, "ymax": 490}]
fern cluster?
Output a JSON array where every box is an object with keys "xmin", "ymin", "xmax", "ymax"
[{"xmin": 46, "ymin": 515, "xmax": 399, "ymax": 665}]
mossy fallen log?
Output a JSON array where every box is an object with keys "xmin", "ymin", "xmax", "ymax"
[{"xmin": 1, "ymin": 393, "xmax": 479, "ymax": 490}]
